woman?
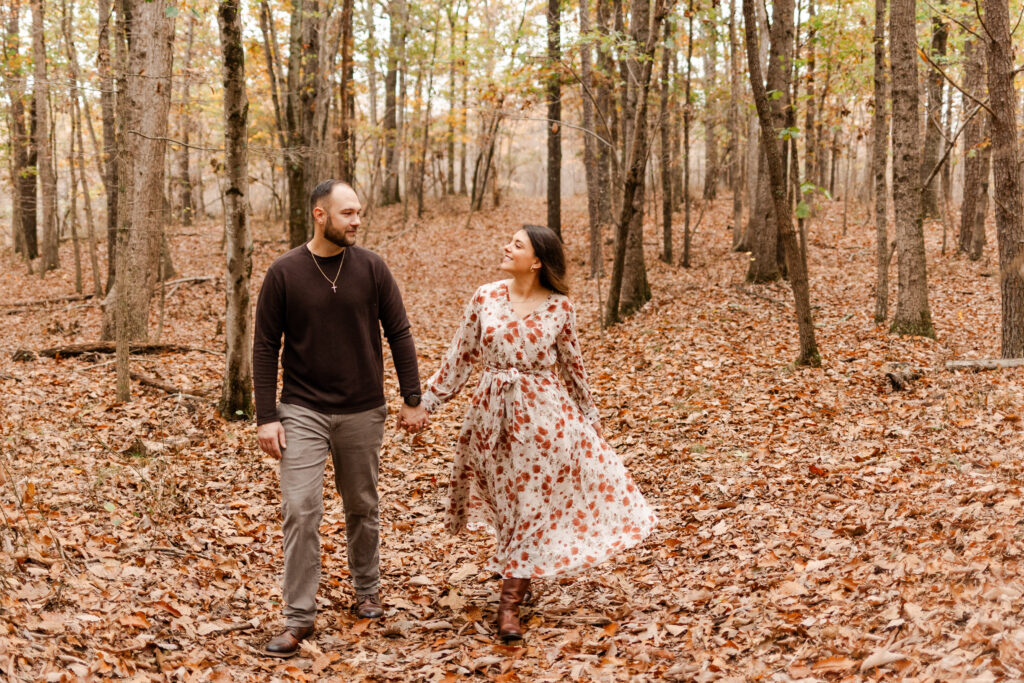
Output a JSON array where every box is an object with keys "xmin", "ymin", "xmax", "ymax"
[{"xmin": 420, "ymin": 224, "xmax": 657, "ymax": 641}]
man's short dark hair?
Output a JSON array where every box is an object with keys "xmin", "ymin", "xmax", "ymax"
[{"xmin": 309, "ymin": 179, "xmax": 353, "ymax": 217}]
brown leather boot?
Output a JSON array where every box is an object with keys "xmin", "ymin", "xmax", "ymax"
[
  {"xmin": 496, "ymin": 578, "xmax": 531, "ymax": 642},
  {"xmin": 263, "ymin": 625, "xmax": 314, "ymax": 658}
]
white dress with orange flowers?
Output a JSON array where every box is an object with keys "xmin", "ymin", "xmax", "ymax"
[{"xmin": 422, "ymin": 280, "xmax": 657, "ymax": 578}]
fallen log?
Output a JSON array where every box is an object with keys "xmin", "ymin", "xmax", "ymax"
[
  {"xmin": 38, "ymin": 342, "xmax": 219, "ymax": 358},
  {"xmin": 4, "ymin": 293, "xmax": 94, "ymax": 309},
  {"xmin": 886, "ymin": 369, "xmax": 921, "ymax": 391},
  {"xmin": 131, "ymin": 371, "xmax": 212, "ymax": 400},
  {"xmin": 162, "ymin": 275, "xmax": 215, "ymax": 287},
  {"xmin": 945, "ymin": 359, "xmax": 1024, "ymax": 371}
]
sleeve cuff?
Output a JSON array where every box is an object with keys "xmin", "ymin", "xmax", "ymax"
[{"xmin": 421, "ymin": 390, "xmax": 441, "ymax": 414}]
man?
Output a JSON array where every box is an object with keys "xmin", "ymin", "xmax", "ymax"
[{"xmin": 253, "ymin": 179, "xmax": 428, "ymax": 657}]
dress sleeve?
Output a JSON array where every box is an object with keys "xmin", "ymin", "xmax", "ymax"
[
  {"xmin": 421, "ymin": 287, "xmax": 483, "ymax": 414},
  {"xmin": 555, "ymin": 300, "xmax": 601, "ymax": 424}
]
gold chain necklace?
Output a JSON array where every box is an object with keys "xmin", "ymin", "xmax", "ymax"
[{"xmin": 311, "ymin": 247, "xmax": 346, "ymax": 293}]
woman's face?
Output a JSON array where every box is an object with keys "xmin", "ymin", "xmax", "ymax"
[{"xmin": 500, "ymin": 229, "xmax": 540, "ymax": 276}]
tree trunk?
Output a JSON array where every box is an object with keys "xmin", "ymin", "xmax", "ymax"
[
  {"xmin": 983, "ymin": 0, "xmax": 1024, "ymax": 357},
  {"xmin": 33, "ymin": 0, "xmax": 59, "ymax": 272},
  {"xmin": 67, "ymin": 107, "xmax": 83, "ymax": 293},
  {"xmin": 604, "ymin": 0, "xmax": 666, "ymax": 325},
  {"xmin": 114, "ymin": 0, "xmax": 176, "ymax": 400},
  {"xmin": 742, "ymin": 0, "xmax": 820, "ymax": 367},
  {"xmin": 702, "ymin": 15, "xmax": 718, "ymax": 201},
  {"xmin": 746, "ymin": 0, "xmax": 794, "ymax": 283},
  {"xmin": 919, "ymin": 11, "xmax": 947, "ymax": 220},
  {"xmin": 382, "ymin": 0, "xmax": 403, "ymax": 205},
  {"xmin": 872, "ymin": 0, "xmax": 890, "ymax": 324},
  {"xmin": 62, "ymin": 0, "xmax": 100, "ymax": 294},
  {"xmin": 682, "ymin": 9, "xmax": 693, "ymax": 268},
  {"xmin": 546, "ymin": 0, "xmax": 562, "ymax": 236},
  {"xmin": 970, "ymin": 118, "xmax": 991, "ymax": 261},
  {"xmin": 595, "ymin": 0, "xmax": 615, "ymax": 226},
  {"xmin": 659, "ymin": 19, "xmax": 673, "ymax": 264},
  {"xmin": 458, "ymin": 24, "xmax": 468, "ymax": 196},
  {"xmin": 618, "ymin": 0, "xmax": 655, "ymax": 314},
  {"xmin": 2, "ymin": 1, "xmax": 39, "ymax": 262},
  {"xmin": 217, "ymin": 0, "xmax": 254, "ymax": 420},
  {"xmin": 728, "ymin": 0, "xmax": 743, "ymax": 247},
  {"xmin": 446, "ymin": 8, "xmax": 457, "ymax": 195},
  {"xmin": 960, "ymin": 38, "xmax": 989, "ymax": 259},
  {"xmin": 415, "ymin": 21, "xmax": 440, "ymax": 218},
  {"xmin": 889, "ymin": 0, "xmax": 935, "ymax": 338},
  {"xmin": 176, "ymin": 13, "xmax": 194, "ymax": 225},
  {"xmin": 95, "ymin": 0, "xmax": 116, "ymax": 288},
  {"xmin": 580, "ymin": 0, "xmax": 605, "ymax": 277},
  {"xmin": 338, "ymin": 0, "xmax": 355, "ymax": 181},
  {"xmin": 803, "ymin": 0, "xmax": 817, "ymax": 205}
]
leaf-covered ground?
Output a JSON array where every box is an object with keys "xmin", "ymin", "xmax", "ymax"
[{"xmin": 1, "ymin": 196, "xmax": 1022, "ymax": 682}]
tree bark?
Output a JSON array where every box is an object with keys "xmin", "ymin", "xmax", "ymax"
[
  {"xmin": 217, "ymin": 0, "xmax": 254, "ymax": 420},
  {"xmin": 546, "ymin": 0, "xmax": 562, "ymax": 237},
  {"xmin": 702, "ymin": 15, "xmax": 718, "ymax": 201},
  {"xmin": 580, "ymin": 0, "xmax": 605, "ymax": 276},
  {"xmin": 889, "ymin": 0, "xmax": 935, "ymax": 338},
  {"xmin": 659, "ymin": 19, "xmax": 673, "ymax": 264},
  {"xmin": 970, "ymin": 118, "xmax": 991, "ymax": 261},
  {"xmin": 618, "ymin": 0, "xmax": 654, "ymax": 313},
  {"xmin": 682, "ymin": 9, "xmax": 693, "ymax": 268},
  {"xmin": 742, "ymin": 0, "xmax": 820, "ymax": 366},
  {"xmin": 382, "ymin": 0, "xmax": 403, "ymax": 205},
  {"xmin": 1, "ymin": 0, "xmax": 38, "ymax": 262},
  {"xmin": 745, "ymin": 0, "xmax": 794, "ymax": 283},
  {"xmin": 604, "ymin": 0, "xmax": 666, "ymax": 325},
  {"xmin": 803, "ymin": 0, "xmax": 817, "ymax": 205},
  {"xmin": 982, "ymin": 0, "xmax": 1024, "ymax": 358},
  {"xmin": 446, "ymin": 7, "xmax": 458, "ymax": 195},
  {"xmin": 594, "ymin": 0, "xmax": 615, "ymax": 226},
  {"xmin": 959, "ymin": 38, "xmax": 989, "ymax": 260},
  {"xmin": 919, "ymin": 11, "xmax": 947, "ymax": 220},
  {"xmin": 32, "ymin": 0, "xmax": 59, "ymax": 273},
  {"xmin": 176, "ymin": 13, "xmax": 195, "ymax": 225},
  {"xmin": 114, "ymin": 0, "xmax": 177, "ymax": 399},
  {"xmin": 458, "ymin": 24, "xmax": 468, "ymax": 196},
  {"xmin": 872, "ymin": 0, "xmax": 890, "ymax": 324},
  {"xmin": 728, "ymin": 0, "xmax": 743, "ymax": 247},
  {"xmin": 338, "ymin": 0, "xmax": 355, "ymax": 182}
]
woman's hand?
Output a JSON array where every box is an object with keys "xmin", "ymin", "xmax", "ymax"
[{"xmin": 592, "ymin": 421, "xmax": 603, "ymax": 439}]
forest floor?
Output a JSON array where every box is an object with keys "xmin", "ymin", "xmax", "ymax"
[{"xmin": 0, "ymin": 195, "xmax": 1022, "ymax": 682}]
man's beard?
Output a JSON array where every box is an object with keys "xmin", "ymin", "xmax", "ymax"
[{"xmin": 323, "ymin": 214, "xmax": 356, "ymax": 248}]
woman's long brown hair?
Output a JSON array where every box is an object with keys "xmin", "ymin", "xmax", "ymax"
[{"xmin": 522, "ymin": 224, "xmax": 569, "ymax": 295}]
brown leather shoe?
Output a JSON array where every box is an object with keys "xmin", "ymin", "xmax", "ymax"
[
  {"xmin": 263, "ymin": 625, "xmax": 313, "ymax": 658},
  {"xmin": 497, "ymin": 578, "xmax": 531, "ymax": 642},
  {"xmin": 353, "ymin": 593, "xmax": 384, "ymax": 619}
]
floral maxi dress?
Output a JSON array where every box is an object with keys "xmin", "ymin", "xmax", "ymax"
[{"xmin": 422, "ymin": 281, "xmax": 658, "ymax": 578}]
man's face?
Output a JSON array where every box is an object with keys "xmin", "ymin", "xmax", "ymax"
[{"xmin": 317, "ymin": 184, "xmax": 361, "ymax": 248}]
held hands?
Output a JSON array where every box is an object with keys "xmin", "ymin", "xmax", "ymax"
[
  {"xmin": 257, "ymin": 421, "xmax": 287, "ymax": 459},
  {"xmin": 399, "ymin": 404, "xmax": 429, "ymax": 433}
]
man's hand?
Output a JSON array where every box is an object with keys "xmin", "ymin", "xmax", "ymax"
[
  {"xmin": 258, "ymin": 421, "xmax": 288, "ymax": 459},
  {"xmin": 399, "ymin": 404, "xmax": 428, "ymax": 433}
]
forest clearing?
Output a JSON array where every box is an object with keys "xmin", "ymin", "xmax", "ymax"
[
  {"xmin": 5, "ymin": 0, "xmax": 1024, "ymax": 677},
  {"xmin": 1, "ymin": 196, "xmax": 1022, "ymax": 680}
]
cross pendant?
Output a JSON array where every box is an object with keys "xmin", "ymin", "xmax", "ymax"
[{"xmin": 331, "ymin": 284, "xmax": 337, "ymax": 293}]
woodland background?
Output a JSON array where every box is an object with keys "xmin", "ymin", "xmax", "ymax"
[{"xmin": 1, "ymin": 0, "xmax": 1024, "ymax": 679}]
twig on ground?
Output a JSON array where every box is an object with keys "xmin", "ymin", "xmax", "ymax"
[{"xmin": 38, "ymin": 342, "xmax": 220, "ymax": 358}]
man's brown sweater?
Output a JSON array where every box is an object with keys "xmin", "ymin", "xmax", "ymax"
[{"xmin": 252, "ymin": 244, "xmax": 421, "ymax": 425}]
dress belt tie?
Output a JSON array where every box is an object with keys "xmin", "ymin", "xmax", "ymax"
[{"xmin": 483, "ymin": 366, "xmax": 546, "ymax": 443}]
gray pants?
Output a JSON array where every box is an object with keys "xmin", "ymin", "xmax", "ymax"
[{"xmin": 277, "ymin": 402, "xmax": 387, "ymax": 628}]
